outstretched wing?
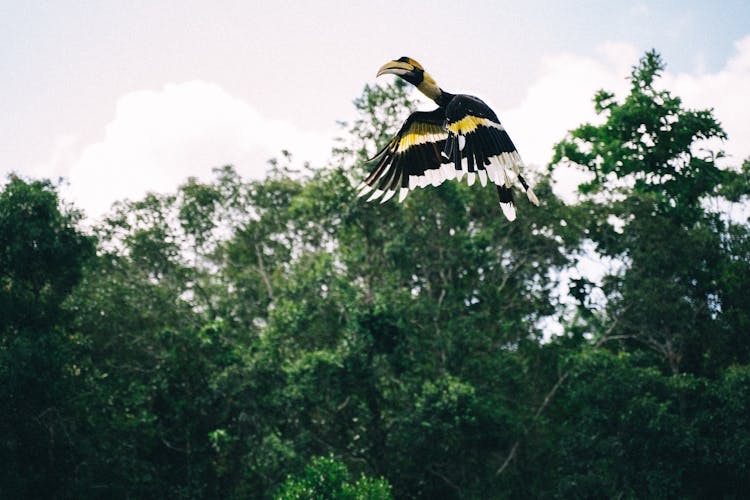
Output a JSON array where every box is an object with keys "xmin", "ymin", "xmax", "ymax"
[
  {"xmin": 443, "ymin": 95, "xmax": 539, "ymax": 221},
  {"xmin": 357, "ymin": 109, "xmax": 453, "ymax": 203}
]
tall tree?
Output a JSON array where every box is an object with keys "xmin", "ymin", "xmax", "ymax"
[
  {"xmin": 0, "ymin": 176, "xmax": 94, "ymax": 498},
  {"xmin": 552, "ymin": 50, "xmax": 749, "ymax": 375}
]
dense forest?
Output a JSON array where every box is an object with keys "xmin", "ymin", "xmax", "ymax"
[{"xmin": 2, "ymin": 51, "xmax": 750, "ymax": 499}]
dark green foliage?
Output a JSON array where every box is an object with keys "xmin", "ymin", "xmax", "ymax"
[
  {"xmin": 0, "ymin": 176, "xmax": 95, "ymax": 498},
  {"xmin": 2, "ymin": 52, "xmax": 749, "ymax": 499},
  {"xmin": 0, "ymin": 176, "xmax": 94, "ymax": 326},
  {"xmin": 544, "ymin": 352, "xmax": 750, "ymax": 499}
]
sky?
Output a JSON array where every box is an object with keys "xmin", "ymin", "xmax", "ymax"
[{"xmin": 2, "ymin": 0, "xmax": 749, "ymax": 219}]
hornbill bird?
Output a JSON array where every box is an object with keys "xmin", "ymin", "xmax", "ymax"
[{"xmin": 357, "ymin": 57, "xmax": 539, "ymax": 221}]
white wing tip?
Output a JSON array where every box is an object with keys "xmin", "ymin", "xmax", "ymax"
[
  {"xmin": 478, "ymin": 169, "xmax": 487, "ymax": 187},
  {"xmin": 357, "ymin": 184, "xmax": 373, "ymax": 198},
  {"xmin": 500, "ymin": 202, "xmax": 517, "ymax": 222},
  {"xmin": 380, "ymin": 189, "xmax": 396, "ymax": 204},
  {"xmin": 366, "ymin": 189, "xmax": 384, "ymax": 202}
]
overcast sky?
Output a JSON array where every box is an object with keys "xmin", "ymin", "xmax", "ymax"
[{"xmin": 2, "ymin": 0, "xmax": 749, "ymax": 218}]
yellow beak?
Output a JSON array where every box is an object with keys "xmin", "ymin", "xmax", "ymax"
[{"xmin": 376, "ymin": 60, "xmax": 416, "ymax": 77}]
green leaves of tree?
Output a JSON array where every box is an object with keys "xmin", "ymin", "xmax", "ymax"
[
  {"xmin": 552, "ymin": 49, "xmax": 750, "ymax": 376},
  {"xmin": 3, "ymin": 49, "xmax": 749, "ymax": 499}
]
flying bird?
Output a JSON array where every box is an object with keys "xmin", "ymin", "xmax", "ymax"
[{"xmin": 357, "ymin": 57, "xmax": 539, "ymax": 221}]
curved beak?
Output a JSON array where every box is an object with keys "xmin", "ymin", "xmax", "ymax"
[{"xmin": 376, "ymin": 60, "xmax": 416, "ymax": 78}]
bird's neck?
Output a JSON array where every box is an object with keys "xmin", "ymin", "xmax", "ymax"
[
  {"xmin": 416, "ymin": 81, "xmax": 454, "ymax": 106},
  {"xmin": 416, "ymin": 71, "xmax": 453, "ymax": 106},
  {"xmin": 433, "ymin": 90, "xmax": 454, "ymax": 107}
]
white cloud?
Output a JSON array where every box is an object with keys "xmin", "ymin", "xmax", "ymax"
[
  {"xmin": 498, "ymin": 42, "xmax": 637, "ymax": 201},
  {"xmin": 33, "ymin": 37, "xmax": 750, "ymax": 219},
  {"xmin": 45, "ymin": 81, "xmax": 334, "ymax": 218},
  {"xmin": 662, "ymin": 35, "xmax": 750, "ymax": 167},
  {"xmin": 497, "ymin": 36, "xmax": 750, "ymax": 202}
]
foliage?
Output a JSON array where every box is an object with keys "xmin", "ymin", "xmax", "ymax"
[
  {"xmin": 0, "ymin": 176, "xmax": 95, "ymax": 498},
  {"xmin": 1, "ymin": 53, "xmax": 749, "ymax": 499},
  {"xmin": 275, "ymin": 455, "xmax": 392, "ymax": 500},
  {"xmin": 552, "ymin": 50, "xmax": 750, "ymax": 376}
]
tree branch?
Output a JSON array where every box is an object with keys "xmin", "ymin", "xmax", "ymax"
[
  {"xmin": 495, "ymin": 310, "xmax": 626, "ymax": 476},
  {"xmin": 254, "ymin": 243, "xmax": 275, "ymax": 301},
  {"xmin": 427, "ymin": 466, "xmax": 463, "ymax": 496}
]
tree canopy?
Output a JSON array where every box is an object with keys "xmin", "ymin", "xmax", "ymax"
[{"xmin": 1, "ymin": 51, "xmax": 749, "ymax": 499}]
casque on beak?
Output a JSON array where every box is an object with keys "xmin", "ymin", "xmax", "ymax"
[
  {"xmin": 376, "ymin": 60, "xmax": 416, "ymax": 78},
  {"xmin": 374, "ymin": 56, "xmax": 441, "ymax": 102}
]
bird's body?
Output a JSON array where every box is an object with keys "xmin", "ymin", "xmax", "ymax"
[{"xmin": 358, "ymin": 57, "xmax": 539, "ymax": 221}]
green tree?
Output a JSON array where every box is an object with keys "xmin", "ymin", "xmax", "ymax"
[
  {"xmin": 0, "ymin": 176, "xmax": 95, "ymax": 498},
  {"xmin": 552, "ymin": 50, "xmax": 749, "ymax": 375},
  {"xmin": 8, "ymin": 49, "xmax": 746, "ymax": 499},
  {"xmin": 275, "ymin": 455, "xmax": 392, "ymax": 500},
  {"xmin": 66, "ymin": 175, "xmax": 255, "ymax": 498},
  {"xmin": 245, "ymin": 80, "xmax": 576, "ymax": 497},
  {"xmin": 531, "ymin": 49, "xmax": 750, "ymax": 499}
]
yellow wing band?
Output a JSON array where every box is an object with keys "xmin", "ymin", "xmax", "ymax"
[
  {"xmin": 447, "ymin": 116, "xmax": 504, "ymax": 135},
  {"xmin": 397, "ymin": 122, "xmax": 445, "ymax": 150}
]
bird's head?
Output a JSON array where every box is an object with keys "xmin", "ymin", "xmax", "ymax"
[{"xmin": 376, "ymin": 57, "xmax": 442, "ymax": 102}]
